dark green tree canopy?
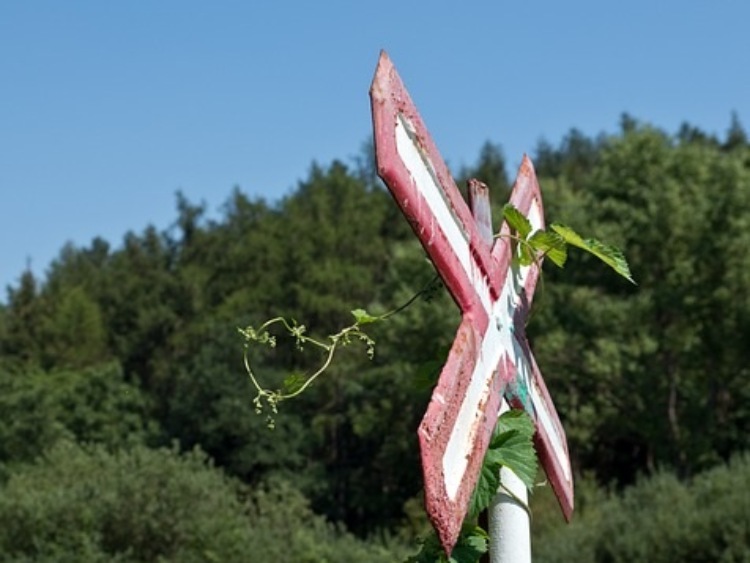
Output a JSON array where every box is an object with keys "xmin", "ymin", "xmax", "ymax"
[{"xmin": 1, "ymin": 118, "xmax": 749, "ymax": 559}]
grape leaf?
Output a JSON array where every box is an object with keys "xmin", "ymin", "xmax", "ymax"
[
  {"xmin": 528, "ymin": 230, "xmax": 568, "ymax": 268},
  {"xmin": 468, "ymin": 459, "xmax": 501, "ymax": 520},
  {"xmin": 450, "ymin": 526, "xmax": 488, "ymax": 563},
  {"xmin": 486, "ymin": 410, "xmax": 538, "ymax": 490},
  {"xmin": 467, "ymin": 410, "xmax": 537, "ymax": 520},
  {"xmin": 405, "ymin": 526, "xmax": 487, "ymax": 563},
  {"xmin": 282, "ymin": 373, "xmax": 305, "ymax": 394},
  {"xmin": 517, "ymin": 243, "xmax": 537, "ymax": 267},
  {"xmin": 550, "ymin": 223, "xmax": 635, "ymax": 284},
  {"xmin": 502, "ymin": 204, "xmax": 532, "ymax": 239},
  {"xmin": 351, "ymin": 308, "xmax": 380, "ymax": 324},
  {"xmin": 496, "ymin": 407, "xmax": 535, "ymax": 437}
]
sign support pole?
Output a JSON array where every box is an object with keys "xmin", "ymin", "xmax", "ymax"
[
  {"xmin": 488, "ymin": 408, "xmax": 532, "ymax": 562},
  {"xmin": 468, "ymin": 183, "xmax": 532, "ymax": 563}
]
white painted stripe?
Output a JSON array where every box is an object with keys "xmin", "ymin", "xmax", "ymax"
[
  {"xmin": 442, "ymin": 268, "xmax": 522, "ymax": 498},
  {"xmin": 396, "ymin": 114, "xmax": 560, "ymax": 499},
  {"xmin": 529, "ymin": 380, "xmax": 571, "ymax": 482},
  {"xmin": 395, "ymin": 114, "xmax": 496, "ymax": 318},
  {"xmin": 526, "ymin": 199, "xmax": 543, "ymax": 238},
  {"xmin": 395, "ymin": 115, "xmax": 480, "ymax": 292},
  {"xmin": 442, "ymin": 200, "xmax": 545, "ymax": 500}
]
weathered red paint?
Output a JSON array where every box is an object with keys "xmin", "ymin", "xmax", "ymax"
[
  {"xmin": 369, "ymin": 51, "xmax": 573, "ymax": 554},
  {"xmin": 369, "ymin": 51, "xmax": 501, "ymax": 323}
]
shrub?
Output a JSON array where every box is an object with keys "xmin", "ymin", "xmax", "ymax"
[
  {"xmin": 0, "ymin": 441, "xmax": 404, "ymax": 562},
  {"xmin": 534, "ymin": 454, "xmax": 750, "ymax": 562}
]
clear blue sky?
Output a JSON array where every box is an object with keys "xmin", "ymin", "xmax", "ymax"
[{"xmin": 2, "ymin": 1, "xmax": 749, "ymax": 296}]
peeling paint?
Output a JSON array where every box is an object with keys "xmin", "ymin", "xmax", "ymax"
[{"xmin": 370, "ymin": 50, "xmax": 574, "ymax": 554}]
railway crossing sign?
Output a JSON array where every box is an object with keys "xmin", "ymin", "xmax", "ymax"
[{"xmin": 370, "ymin": 51, "xmax": 573, "ymax": 554}]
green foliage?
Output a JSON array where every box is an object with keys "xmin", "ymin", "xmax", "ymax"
[
  {"xmin": 0, "ymin": 119, "xmax": 748, "ymax": 559},
  {"xmin": 247, "ymin": 478, "xmax": 406, "ymax": 563},
  {"xmin": 0, "ymin": 366, "xmax": 67, "ymax": 476},
  {"xmin": 239, "ymin": 313, "xmax": 377, "ymax": 426},
  {"xmin": 527, "ymin": 230, "xmax": 567, "ymax": 268},
  {"xmin": 534, "ymin": 127, "xmax": 603, "ymax": 186},
  {"xmin": 0, "ymin": 441, "xmax": 250, "ymax": 562},
  {"xmin": 534, "ymin": 454, "xmax": 750, "ymax": 562},
  {"xmin": 501, "ymin": 204, "xmax": 634, "ymax": 283},
  {"xmin": 549, "ymin": 224, "xmax": 634, "ymax": 283},
  {"xmin": 1, "ymin": 270, "xmax": 43, "ymax": 364},
  {"xmin": 407, "ymin": 526, "xmax": 488, "ymax": 563},
  {"xmin": 408, "ymin": 411, "xmax": 536, "ymax": 562},
  {"xmin": 531, "ymin": 121, "xmax": 750, "ymax": 484},
  {"xmin": 502, "ymin": 204, "xmax": 534, "ymax": 240},
  {"xmin": 469, "ymin": 411, "xmax": 537, "ymax": 520},
  {"xmin": 0, "ymin": 362, "xmax": 156, "ymax": 475},
  {"xmin": 41, "ymin": 286, "xmax": 110, "ymax": 369},
  {"xmin": 160, "ymin": 323, "xmax": 312, "ymax": 485},
  {"xmin": 487, "ymin": 411, "xmax": 539, "ymax": 489},
  {"xmin": 239, "ymin": 271, "xmax": 445, "ymax": 427},
  {"xmin": 0, "ymin": 440, "xmax": 403, "ymax": 562},
  {"xmin": 351, "ymin": 308, "xmax": 381, "ymax": 325},
  {"xmin": 281, "ymin": 161, "xmax": 394, "ymax": 333}
]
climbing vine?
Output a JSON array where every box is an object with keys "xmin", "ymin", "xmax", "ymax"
[
  {"xmin": 238, "ymin": 275, "xmax": 442, "ymax": 428},
  {"xmin": 238, "ymin": 202, "xmax": 633, "ymax": 561}
]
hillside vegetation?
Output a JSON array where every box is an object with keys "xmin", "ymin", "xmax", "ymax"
[{"xmin": 1, "ymin": 115, "xmax": 749, "ymax": 560}]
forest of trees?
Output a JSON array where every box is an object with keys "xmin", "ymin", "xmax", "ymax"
[{"xmin": 1, "ymin": 114, "xmax": 749, "ymax": 561}]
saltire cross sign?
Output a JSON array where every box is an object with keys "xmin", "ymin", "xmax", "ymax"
[{"xmin": 369, "ymin": 51, "xmax": 573, "ymax": 554}]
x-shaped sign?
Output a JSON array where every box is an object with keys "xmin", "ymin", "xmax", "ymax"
[{"xmin": 370, "ymin": 51, "xmax": 573, "ymax": 553}]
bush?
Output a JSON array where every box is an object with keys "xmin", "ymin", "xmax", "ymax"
[
  {"xmin": 534, "ymin": 454, "xmax": 750, "ymax": 562},
  {"xmin": 0, "ymin": 441, "xmax": 404, "ymax": 562},
  {"xmin": 0, "ymin": 363, "xmax": 156, "ymax": 475}
]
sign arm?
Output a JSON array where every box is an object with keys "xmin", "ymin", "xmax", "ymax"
[{"xmin": 370, "ymin": 50, "xmax": 573, "ymax": 556}]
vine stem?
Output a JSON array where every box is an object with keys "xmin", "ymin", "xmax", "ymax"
[
  {"xmin": 241, "ymin": 234, "xmax": 552, "ymax": 414},
  {"xmin": 378, "ymin": 273, "xmax": 441, "ymax": 321},
  {"xmin": 279, "ymin": 327, "xmax": 350, "ymax": 400},
  {"xmin": 241, "ymin": 230, "xmax": 553, "ymax": 417},
  {"xmin": 495, "ymin": 480, "xmax": 533, "ymax": 521},
  {"xmin": 240, "ymin": 273, "xmax": 441, "ymax": 409}
]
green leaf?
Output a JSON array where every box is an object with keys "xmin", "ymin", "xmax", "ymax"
[
  {"xmin": 528, "ymin": 230, "xmax": 568, "ymax": 268},
  {"xmin": 450, "ymin": 526, "xmax": 488, "ymax": 563},
  {"xmin": 404, "ymin": 531, "xmax": 445, "ymax": 563},
  {"xmin": 550, "ymin": 224, "xmax": 635, "ymax": 284},
  {"xmin": 496, "ymin": 408, "xmax": 535, "ymax": 436},
  {"xmin": 468, "ymin": 411, "xmax": 537, "ymax": 518},
  {"xmin": 282, "ymin": 373, "xmax": 305, "ymax": 394},
  {"xmin": 486, "ymin": 411, "xmax": 538, "ymax": 489},
  {"xmin": 517, "ymin": 243, "xmax": 537, "ymax": 267},
  {"xmin": 407, "ymin": 527, "xmax": 489, "ymax": 563},
  {"xmin": 351, "ymin": 308, "xmax": 380, "ymax": 325},
  {"xmin": 502, "ymin": 204, "xmax": 532, "ymax": 239},
  {"xmin": 468, "ymin": 460, "xmax": 501, "ymax": 520}
]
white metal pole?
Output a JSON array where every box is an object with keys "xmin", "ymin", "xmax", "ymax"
[
  {"xmin": 488, "ymin": 401, "xmax": 531, "ymax": 563},
  {"xmin": 466, "ymin": 182, "xmax": 531, "ymax": 561}
]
